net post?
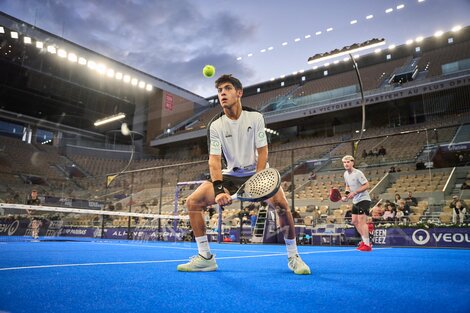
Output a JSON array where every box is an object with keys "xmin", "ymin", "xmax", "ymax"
[{"xmin": 217, "ymin": 204, "xmax": 223, "ymax": 243}]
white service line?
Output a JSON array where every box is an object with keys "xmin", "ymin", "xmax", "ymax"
[{"xmin": 0, "ymin": 247, "xmax": 391, "ymax": 272}]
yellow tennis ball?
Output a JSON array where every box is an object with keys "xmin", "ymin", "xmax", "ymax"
[{"xmin": 203, "ymin": 65, "xmax": 215, "ymax": 78}]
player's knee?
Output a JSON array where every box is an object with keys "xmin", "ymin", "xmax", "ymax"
[{"xmin": 185, "ymin": 196, "xmax": 203, "ymax": 212}]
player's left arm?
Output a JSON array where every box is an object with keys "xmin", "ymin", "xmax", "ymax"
[
  {"xmin": 256, "ymin": 145, "xmax": 268, "ymax": 172},
  {"xmin": 254, "ymin": 113, "xmax": 268, "ymax": 172}
]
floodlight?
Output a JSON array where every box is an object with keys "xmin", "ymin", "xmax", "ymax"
[
  {"xmin": 0, "ymin": 26, "xmax": 4, "ymax": 33},
  {"xmin": 57, "ymin": 49, "xmax": 67, "ymax": 58},
  {"xmin": 260, "ymin": 49, "xmax": 266, "ymax": 53},
  {"xmin": 366, "ymin": 15, "xmax": 374, "ymax": 20},
  {"xmin": 268, "ymin": 46, "xmax": 274, "ymax": 50},
  {"xmin": 452, "ymin": 25, "xmax": 462, "ymax": 32},
  {"xmin": 131, "ymin": 78, "xmax": 138, "ymax": 86},
  {"xmin": 106, "ymin": 69, "xmax": 114, "ymax": 78},
  {"xmin": 78, "ymin": 57, "xmax": 87, "ymax": 65},
  {"xmin": 396, "ymin": 4, "xmax": 405, "ymax": 10},
  {"xmin": 47, "ymin": 45, "xmax": 56, "ymax": 54},
  {"xmin": 123, "ymin": 75, "xmax": 131, "ymax": 83},
  {"xmin": 236, "ymin": 57, "xmax": 242, "ymax": 61},
  {"xmin": 146, "ymin": 84, "xmax": 153, "ymax": 91},
  {"xmin": 282, "ymin": 42, "xmax": 288, "ymax": 46},
  {"xmin": 434, "ymin": 30, "xmax": 444, "ymax": 37},
  {"xmin": 385, "ymin": 8, "xmax": 393, "ymax": 13},
  {"xmin": 94, "ymin": 113, "xmax": 126, "ymax": 126},
  {"xmin": 23, "ymin": 37, "xmax": 32, "ymax": 44},
  {"xmin": 115, "ymin": 72, "xmax": 123, "ymax": 80},
  {"xmin": 68, "ymin": 53, "xmax": 77, "ymax": 62},
  {"xmin": 294, "ymin": 38, "xmax": 301, "ymax": 42},
  {"xmin": 406, "ymin": 39, "xmax": 413, "ymax": 45},
  {"xmin": 307, "ymin": 38, "xmax": 386, "ymax": 64},
  {"xmin": 138, "ymin": 81, "xmax": 145, "ymax": 88},
  {"xmin": 415, "ymin": 36, "xmax": 424, "ymax": 43},
  {"xmin": 315, "ymin": 31, "xmax": 322, "ymax": 35},
  {"xmin": 96, "ymin": 63, "xmax": 106, "ymax": 74},
  {"xmin": 350, "ymin": 20, "xmax": 357, "ymax": 25},
  {"xmin": 326, "ymin": 27, "xmax": 333, "ymax": 32},
  {"xmin": 10, "ymin": 31, "xmax": 18, "ymax": 39},
  {"xmin": 36, "ymin": 41, "xmax": 43, "ymax": 49},
  {"xmin": 87, "ymin": 61, "xmax": 96, "ymax": 69},
  {"xmin": 247, "ymin": 53, "xmax": 253, "ymax": 57}
]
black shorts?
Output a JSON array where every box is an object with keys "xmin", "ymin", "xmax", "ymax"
[
  {"xmin": 211, "ymin": 175, "xmax": 250, "ymax": 195},
  {"xmin": 352, "ymin": 200, "xmax": 371, "ymax": 215}
]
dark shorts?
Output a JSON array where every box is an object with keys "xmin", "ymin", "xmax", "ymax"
[
  {"xmin": 352, "ymin": 200, "xmax": 371, "ymax": 215},
  {"xmin": 221, "ymin": 175, "xmax": 250, "ymax": 195}
]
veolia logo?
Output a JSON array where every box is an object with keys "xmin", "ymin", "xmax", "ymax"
[
  {"xmin": 412, "ymin": 229, "xmax": 431, "ymax": 245},
  {"xmin": 8, "ymin": 220, "xmax": 19, "ymax": 236}
]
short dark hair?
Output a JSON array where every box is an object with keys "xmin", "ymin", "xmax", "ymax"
[{"xmin": 214, "ymin": 74, "xmax": 243, "ymax": 90}]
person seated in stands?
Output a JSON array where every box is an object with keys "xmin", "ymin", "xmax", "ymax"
[
  {"xmin": 384, "ymin": 199, "xmax": 396, "ymax": 211},
  {"xmin": 450, "ymin": 195, "xmax": 467, "ymax": 212},
  {"xmin": 378, "ymin": 146, "xmax": 386, "ymax": 156},
  {"xmin": 368, "ymin": 150, "xmax": 374, "ymax": 157},
  {"xmin": 452, "ymin": 200, "xmax": 466, "ymax": 225},
  {"xmin": 372, "ymin": 147, "xmax": 379, "ymax": 157},
  {"xmin": 370, "ymin": 202, "xmax": 384, "ymax": 222},
  {"xmin": 462, "ymin": 182, "xmax": 470, "ymax": 190},
  {"xmin": 308, "ymin": 171, "xmax": 316, "ymax": 180},
  {"xmin": 405, "ymin": 191, "xmax": 418, "ymax": 207},
  {"xmin": 388, "ymin": 166, "xmax": 396, "ymax": 173},
  {"xmin": 394, "ymin": 193, "xmax": 402, "ymax": 206},
  {"xmin": 382, "ymin": 204, "xmax": 396, "ymax": 221},
  {"xmin": 397, "ymin": 199, "xmax": 411, "ymax": 217},
  {"xmin": 361, "ymin": 149, "xmax": 368, "ymax": 159},
  {"xmin": 292, "ymin": 209, "xmax": 302, "ymax": 224},
  {"xmin": 395, "ymin": 207, "xmax": 404, "ymax": 221}
]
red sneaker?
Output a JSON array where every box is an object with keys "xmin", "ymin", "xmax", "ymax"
[
  {"xmin": 358, "ymin": 243, "xmax": 372, "ymax": 252},
  {"xmin": 356, "ymin": 242, "xmax": 365, "ymax": 250}
]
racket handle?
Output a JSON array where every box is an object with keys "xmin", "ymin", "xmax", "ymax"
[{"xmin": 230, "ymin": 194, "xmax": 238, "ymax": 201}]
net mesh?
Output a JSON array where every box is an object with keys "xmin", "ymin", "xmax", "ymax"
[{"xmin": 0, "ymin": 203, "xmax": 190, "ymax": 242}]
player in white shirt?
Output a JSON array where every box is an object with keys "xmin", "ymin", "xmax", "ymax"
[
  {"xmin": 342, "ymin": 155, "xmax": 372, "ymax": 251},
  {"xmin": 177, "ymin": 74, "xmax": 310, "ymax": 274}
]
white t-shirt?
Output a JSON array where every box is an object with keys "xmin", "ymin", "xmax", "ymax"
[
  {"xmin": 344, "ymin": 168, "xmax": 371, "ymax": 204},
  {"xmin": 209, "ymin": 110, "xmax": 267, "ymax": 177}
]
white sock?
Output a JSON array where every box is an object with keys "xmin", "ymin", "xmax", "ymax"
[
  {"xmin": 362, "ymin": 236, "xmax": 370, "ymax": 245},
  {"xmin": 195, "ymin": 235, "xmax": 212, "ymax": 258},
  {"xmin": 284, "ymin": 238, "xmax": 298, "ymax": 258}
]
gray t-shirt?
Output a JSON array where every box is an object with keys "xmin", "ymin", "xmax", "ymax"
[{"xmin": 344, "ymin": 168, "xmax": 371, "ymax": 204}]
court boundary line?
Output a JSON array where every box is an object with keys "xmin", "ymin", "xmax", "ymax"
[{"xmin": 0, "ymin": 247, "xmax": 391, "ymax": 271}]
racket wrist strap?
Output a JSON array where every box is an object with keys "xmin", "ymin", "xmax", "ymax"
[{"xmin": 213, "ymin": 180, "xmax": 225, "ymax": 197}]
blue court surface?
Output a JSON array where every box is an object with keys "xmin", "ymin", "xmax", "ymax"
[{"xmin": 1, "ymin": 240, "xmax": 469, "ymax": 313}]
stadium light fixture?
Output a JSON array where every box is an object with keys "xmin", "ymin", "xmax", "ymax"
[
  {"xmin": 326, "ymin": 27, "xmax": 333, "ymax": 32},
  {"xmin": 385, "ymin": 8, "xmax": 393, "ymax": 13},
  {"xmin": 23, "ymin": 36, "xmax": 32, "ymax": 44},
  {"xmin": 304, "ymin": 34, "xmax": 311, "ymax": 39},
  {"xmin": 315, "ymin": 31, "xmax": 322, "ymax": 35},
  {"xmin": 434, "ymin": 30, "xmax": 444, "ymax": 37},
  {"xmin": 78, "ymin": 57, "xmax": 87, "ymax": 65},
  {"xmin": 94, "ymin": 113, "xmax": 126, "ymax": 126},
  {"xmin": 123, "ymin": 75, "xmax": 131, "ymax": 83},
  {"xmin": 260, "ymin": 49, "xmax": 266, "ymax": 53},
  {"xmin": 10, "ymin": 31, "xmax": 18, "ymax": 39},
  {"xmin": 57, "ymin": 49, "xmax": 67, "ymax": 58},
  {"xmin": 115, "ymin": 72, "xmax": 123, "ymax": 80},
  {"xmin": 452, "ymin": 25, "xmax": 462, "ymax": 32},
  {"xmin": 396, "ymin": 4, "xmax": 405, "ymax": 10},
  {"xmin": 307, "ymin": 38, "xmax": 385, "ymax": 64},
  {"xmin": 96, "ymin": 63, "xmax": 106, "ymax": 74},
  {"xmin": 0, "ymin": 26, "xmax": 4, "ymax": 34},
  {"xmin": 268, "ymin": 46, "xmax": 274, "ymax": 50},
  {"xmin": 131, "ymin": 78, "xmax": 138, "ymax": 86},
  {"xmin": 36, "ymin": 41, "xmax": 43, "ymax": 49},
  {"xmin": 350, "ymin": 20, "xmax": 357, "ymax": 25},
  {"xmin": 388, "ymin": 44, "xmax": 396, "ymax": 50},
  {"xmin": 106, "ymin": 69, "xmax": 115, "ymax": 78},
  {"xmin": 146, "ymin": 84, "xmax": 153, "ymax": 91},
  {"xmin": 406, "ymin": 39, "xmax": 414, "ymax": 45},
  {"xmin": 366, "ymin": 15, "xmax": 374, "ymax": 20},
  {"xmin": 68, "ymin": 53, "xmax": 77, "ymax": 63},
  {"xmin": 415, "ymin": 36, "xmax": 424, "ymax": 43},
  {"xmin": 138, "ymin": 81, "xmax": 145, "ymax": 89},
  {"xmin": 47, "ymin": 45, "xmax": 57, "ymax": 54}
]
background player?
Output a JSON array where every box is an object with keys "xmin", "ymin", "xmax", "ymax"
[{"xmin": 341, "ymin": 155, "xmax": 372, "ymax": 251}]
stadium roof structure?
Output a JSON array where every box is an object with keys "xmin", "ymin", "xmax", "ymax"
[{"xmin": 0, "ymin": 11, "xmax": 208, "ymax": 144}]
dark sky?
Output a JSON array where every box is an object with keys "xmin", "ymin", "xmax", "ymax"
[{"xmin": 1, "ymin": 0, "xmax": 470, "ymax": 97}]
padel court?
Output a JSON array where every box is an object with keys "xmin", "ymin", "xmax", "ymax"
[{"xmin": 1, "ymin": 240, "xmax": 469, "ymax": 313}]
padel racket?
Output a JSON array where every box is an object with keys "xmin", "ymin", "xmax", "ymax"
[
  {"xmin": 329, "ymin": 188, "xmax": 343, "ymax": 202},
  {"xmin": 231, "ymin": 168, "xmax": 281, "ymax": 202}
]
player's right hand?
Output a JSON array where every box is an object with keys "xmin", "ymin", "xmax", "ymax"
[{"xmin": 215, "ymin": 193, "xmax": 232, "ymax": 206}]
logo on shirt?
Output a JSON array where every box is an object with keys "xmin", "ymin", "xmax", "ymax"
[
  {"xmin": 224, "ymin": 132, "xmax": 232, "ymax": 138},
  {"xmin": 247, "ymin": 126, "xmax": 252, "ymax": 132},
  {"xmin": 258, "ymin": 131, "xmax": 265, "ymax": 138}
]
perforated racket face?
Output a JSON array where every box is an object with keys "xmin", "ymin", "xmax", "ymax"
[{"xmin": 237, "ymin": 168, "xmax": 281, "ymax": 202}]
